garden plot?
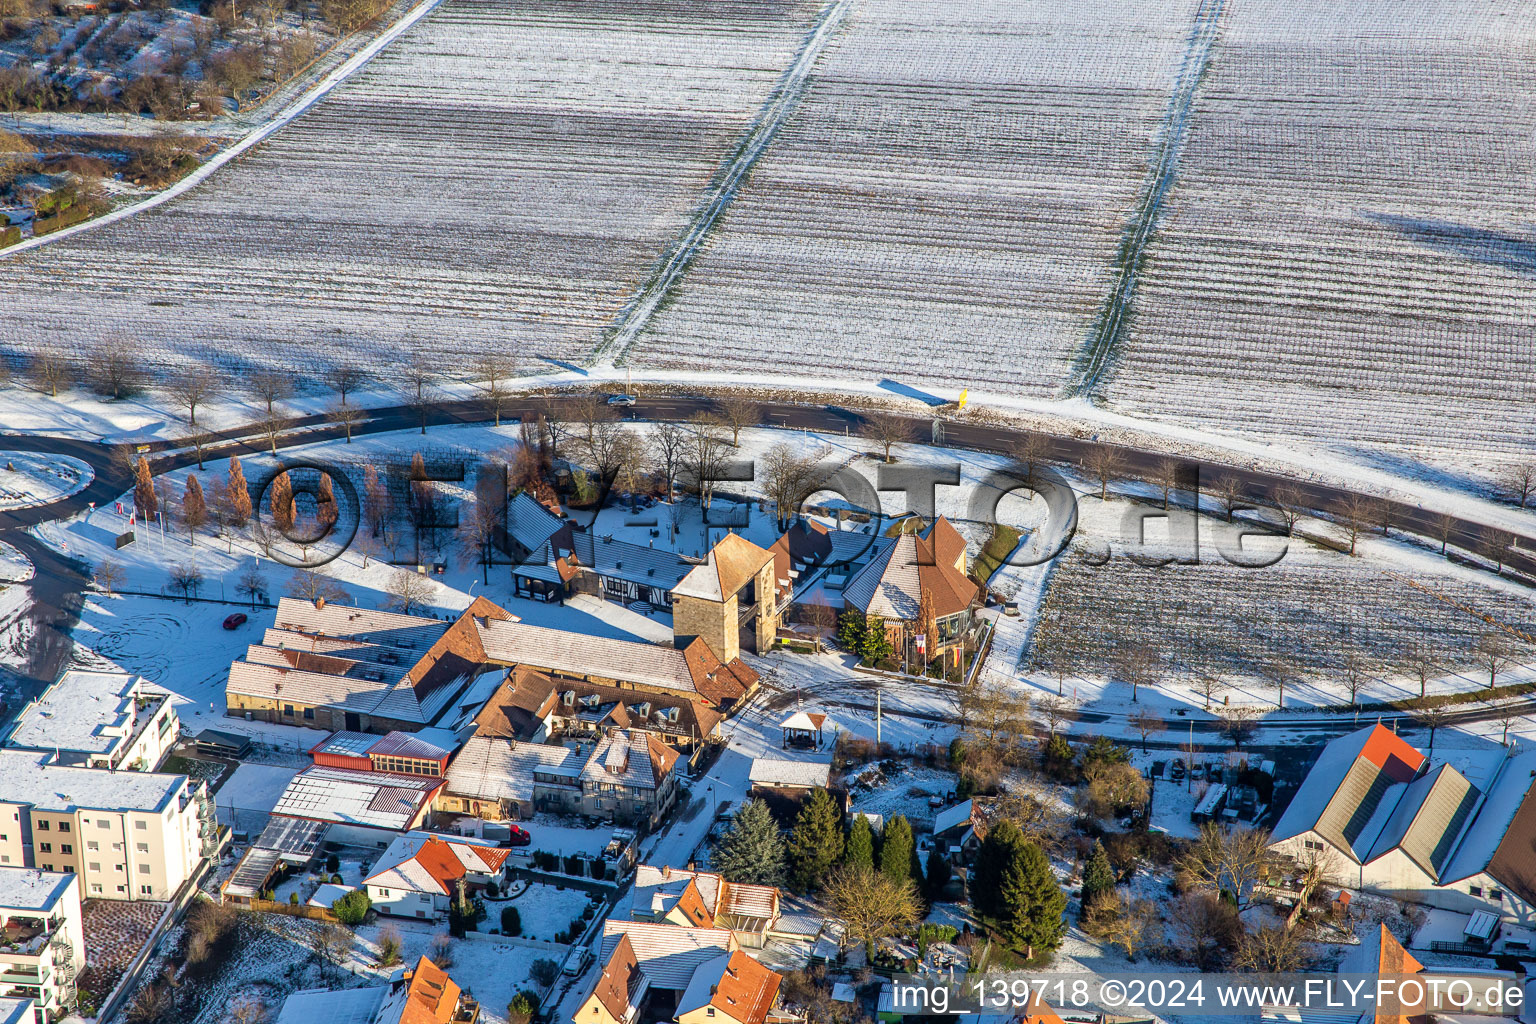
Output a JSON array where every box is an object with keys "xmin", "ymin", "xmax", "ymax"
[
  {"xmin": 631, "ymin": 0, "xmax": 1202, "ymax": 392},
  {"xmin": 0, "ymin": 0, "xmax": 823, "ymax": 377},
  {"xmin": 493, "ymin": 882, "xmax": 594, "ymax": 943},
  {"xmin": 1101, "ymin": 0, "xmax": 1536, "ymax": 473}
]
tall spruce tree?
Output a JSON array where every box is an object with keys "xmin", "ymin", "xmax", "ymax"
[
  {"xmin": 924, "ymin": 847, "xmax": 952, "ymax": 900},
  {"xmin": 972, "ymin": 820, "xmax": 1026, "ymax": 920},
  {"xmin": 133, "ymin": 455, "xmax": 157, "ymax": 522},
  {"xmin": 999, "ymin": 841, "xmax": 1066, "ymax": 960},
  {"xmin": 713, "ymin": 799, "xmax": 786, "ymax": 887},
  {"xmin": 787, "ymin": 788, "xmax": 844, "ymax": 893},
  {"xmin": 1081, "ymin": 840, "xmax": 1115, "ymax": 910},
  {"xmin": 880, "ymin": 815, "xmax": 914, "ymax": 884},
  {"xmin": 845, "ymin": 815, "xmax": 876, "ymax": 871},
  {"xmin": 182, "ymin": 474, "xmax": 207, "ymax": 541},
  {"xmin": 225, "ymin": 456, "xmax": 252, "ymax": 526}
]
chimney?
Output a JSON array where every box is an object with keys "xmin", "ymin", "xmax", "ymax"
[{"xmin": 315, "ymin": 596, "xmax": 325, "ymax": 610}]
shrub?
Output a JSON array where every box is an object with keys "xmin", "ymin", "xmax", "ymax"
[
  {"xmin": 486, "ymin": 880, "xmax": 499, "ymax": 898},
  {"xmin": 530, "ymin": 958, "xmax": 560, "ymax": 988},
  {"xmin": 289, "ymin": 891, "xmax": 299, "ymax": 906},
  {"xmin": 378, "ymin": 925, "xmax": 402, "ymax": 968},
  {"xmin": 0, "ymin": 225, "xmax": 18, "ymax": 248},
  {"xmin": 332, "ymin": 889, "xmax": 372, "ymax": 926},
  {"xmin": 563, "ymin": 853, "xmax": 582, "ymax": 875},
  {"xmin": 326, "ymin": 854, "xmax": 341, "ymax": 873},
  {"xmin": 501, "ymin": 906, "xmax": 521, "ymax": 936},
  {"xmin": 429, "ymin": 933, "xmax": 454, "ymax": 969},
  {"xmin": 590, "ymin": 860, "xmax": 606, "ymax": 881},
  {"xmin": 330, "ymin": 873, "xmax": 344, "ymax": 884}
]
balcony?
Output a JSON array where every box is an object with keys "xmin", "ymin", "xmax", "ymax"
[{"xmin": 0, "ymin": 965, "xmax": 49, "ymax": 989}]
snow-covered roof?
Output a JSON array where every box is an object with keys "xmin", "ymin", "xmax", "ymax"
[
  {"xmin": 271, "ymin": 766, "xmax": 441, "ymax": 831},
  {"xmin": 933, "ymin": 800, "xmax": 974, "ymax": 836},
  {"xmin": 5, "ymin": 670, "xmax": 159, "ymax": 757},
  {"xmin": 580, "ymin": 731, "xmax": 680, "ymax": 793},
  {"xmin": 443, "ymin": 736, "xmax": 586, "ymax": 802},
  {"xmin": 0, "ymin": 868, "xmax": 75, "ymax": 913},
  {"xmin": 307, "ymin": 883, "xmax": 355, "ymax": 908},
  {"xmin": 273, "ymin": 985, "xmax": 386, "ymax": 1024},
  {"xmin": 1360, "ymin": 764, "xmax": 1478, "ymax": 877},
  {"xmin": 1441, "ymin": 749, "xmax": 1536, "ymax": 887},
  {"xmin": 601, "ymin": 920, "xmax": 735, "ymax": 991},
  {"xmin": 748, "ymin": 757, "xmax": 831, "ymax": 790},
  {"xmin": 672, "ymin": 533, "xmax": 774, "ymax": 602},
  {"xmin": 0, "ymin": 749, "xmax": 188, "ymax": 814},
  {"xmin": 1269, "ymin": 724, "xmax": 1425, "ymax": 859},
  {"xmin": 508, "ymin": 490, "xmax": 566, "ymax": 554},
  {"xmin": 779, "ymin": 712, "xmax": 826, "ymax": 732},
  {"xmin": 365, "ymin": 832, "xmax": 508, "ymax": 896},
  {"xmin": 632, "ymin": 864, "xmax": 723, "ymax": 921},
  {"xmin": 675, "ymin": 951, "xmax": 780, "ymax": 1024},
  {"xmin": 478, "ymin": 617, "xmax": 699, "ymax": 695},
  {"xmin": 0, "ymin": 999, "xmax": 33, "ymax": 1024}
]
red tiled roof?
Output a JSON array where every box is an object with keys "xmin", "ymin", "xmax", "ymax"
[
  {"xmin": 1360, "ymin": 724, "xmax": 1426, "ymax": 783},
  {"xmin": 401, "ymin": 956, "xmax": 462, "ymax": 1024},
  {"xmin": 706, "ymin": 951, "xmax": 781, "ymax": 1024},
  {"xmin": 682, "ymin": 638, "xmax": 758, "ymax": 707},
  {"xmin": 410, "ymin": 836, "xmax": 508, "ymax": 894}
]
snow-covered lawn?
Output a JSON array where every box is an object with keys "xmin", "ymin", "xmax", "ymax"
[
  {"xmin": 492, "ymin": 882, "xmax": 595, "ymax": 943},
  {"xmin": 0, "ymin": 541, "xmax": 31, "ymax": 584},
  {"xmin": 214, "ymin": 762, "xmax": 300, "ymax": 821},
  {"xmin": 0, "ymin": 451, "xmax": 91, "ymax": 509}
]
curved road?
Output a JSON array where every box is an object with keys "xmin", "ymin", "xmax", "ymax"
[{"xmin": 2, "ymin": 388, "xmax": 1532, "ymax": 719}]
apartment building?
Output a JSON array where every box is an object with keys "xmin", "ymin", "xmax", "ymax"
[
  {"xmin": 0, "ymin": 750, "xmax": 215, "ymax": 902},
  {"xmin": 4, "ymin": 671, "xmax": 179, "ymax": 772},
  {"xmin": 0, "ymin": 869, "xmax": 84, "ymax": 1022}
]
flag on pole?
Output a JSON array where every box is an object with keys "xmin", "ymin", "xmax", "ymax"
[{"xmin": 957, "ymin": 389, "xmax": 969, "ymax": 410}]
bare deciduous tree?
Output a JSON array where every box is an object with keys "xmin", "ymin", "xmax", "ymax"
[
  {"xmin": 1505, "ymin": 463, "xmax": 1535, "ymax": 509},
  {"xmin": 1128, "ymin": 708, "xmax": 1163, "ymax": 753},
  {"xmin": 248, "ymin": 369, "xmax": 292, "ymax": 416},
  {"xmin": 1152, "ymin": 456, "xmax": 1183, "ymax": 510},
  {"xmin": 387, "ymin": 568, "xmax": 434, "ymax": 614},
  {"xmin": 308, "ymin": 923, "xmax": 349, "ymax": 983},
  {"xmin": 1219, "ymin": 705, "xmax": 1259, "ymax": 749},
  {"xmin": 682, "ymin": 414, "xmax": 729, "ymax": 510},
  {"xmin": 1338, "ymin": 494, "xmax": 1378, "ymax": 555},
  {"xmin": 1482, "ymin": 527, "xmax": 1512, "ymax": 573},
  {"xmin": 1117, "ymin": 643, "xmax": 1159, "ymax": 703},
  {"xmin": 325, "ymin": 361, "xmax": 368, "ymax": 406},
  {"xmin": 1035, "ymin": 694, "xmax": 1070, "ymax": 737},
  {"xmin": 1270, "ymin": 483, "xmax": 1307, "ymax": 536},
  {"xmin": 236, "ymin": 564, "xmax": 266, "ymax": 608},
  {"xmin": 715, "ymin": 395, "xmax": 757, "ymax": 446},
  {"xmin": 1407, "ymin": 647, "xmax": 1437, "ymax": 699},
  {"xmin": 862, "ymin": 409, "xmax": 913, "ymax": 463},
  {"xmin": 287, "ymin": 569, "xmax": 349, "ymax": 605},
  {"xmin": 170, "ymin": 365, "xmax": 221, "ymax": 426},
  {"xmin": 1484, "ymin": 697, "xmax": 1521, "ymax": 746},
  {"xmin": 458, "ymin": 466, "xmax": 507, "ymax": 584},
  {"xmin": 90, "ymin": 336, "xmax": 144, "ymax": 399},
  {"xmin": 94, "ymin": 560, "xmax": 124, "ymax": 596},
  {"xmin": 1085, "ymin": 447, "xmax": 1126, "ymax": 501},
  {"xmin": 1236, "ymin": 926, "xmax": 1311, "ymax": 973},
  {"xmin": 648, "ymin": 421, "xmax": 687, "ymax": 504},
  {"xmin": 1415, "ymin": 704, "xmax": 1450, "ymax": 754},
  {"xmin": 1210, "ymin": 473, "xmax": 1243, "ymax": 523},
  {"xmin": 1193, "ymin": 672, "xmax": 1224, "ymax": 712},
  {"xmin": 821, "ymin": 864, "xmax": 921, "ymax": 957},
  {"xmin": 1475, "ymin": 633, "xmax": 1516, "ymax": 689},
  {"xmin": 1010, "ymin": 432, "xmax": 1050, "ymax": 488},
  {"xmin": 328, "ymin": 403, "xmax": 363, "ymax": 443},
  {"xmin": 28, "ymin": 351, "xmax": 72, "ymax": 397},
  {"xmin": 399, "ymin": 357, "xmax": 438, "ymax": 435},
  {"xmin": 760, "ymin": 441, "xmax": 829, "ymax": 530},
  {"xmin": 475, "ymin": 354, "xmax": 514, "ymax": 427},
  {"xmin": 1179, "ymin": 823, "xmax": 1271, "ymax": 904},
  {"xmin": 1432, "ymin": 511, "xmax": 1455, "ymax": 555},
  {"xmin": 168, "ymin": 560, "xmax": 203, "ymax": 602}
]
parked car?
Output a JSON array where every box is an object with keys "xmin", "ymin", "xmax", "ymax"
[
  {"xmin": 222, "ymin": 613, "xmax": 247, "ymax": 630},
  {"xmin": 606, "ymin": 393, "xmax": 636, "ymax": 407},
  {"xmin": 562, "ymin": 947, "xmax": 593, "ymax": 977},
  {"xmin": 507, "ymin": 824, "xmax": 531, "ymax": 847}
]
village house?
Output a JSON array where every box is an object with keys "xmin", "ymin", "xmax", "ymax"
[
  {"xmin": 599, "ymin": 920, "xmax": 737, "ymax": 1004},
  {"xmin": 441, "ymin": 728, "xmax": 681, "ymax": 829},
  {"xmin": 3, "ymin": 670, "xmax": 178, "ymax": 772},
  {"xmin": 225, "ymin": 596, "xmax": 761, "ymax": 734},
  {"xmin": 274, "ymin": 955, "xmax": 479, "ymax": 1024},
  {"xmin": 572, "ymin": 932, "xmax": 649, "ymax": 1024},
  {"xmin": 0, "ymin": 750, "xmax": 215, "ymax": 901},
  {"xmin": 629, "ymin": 865, "xmax": 781, "ymax": 948},
  {"xmin": 364, "ymin": 833, "xmax": 508, "ymax": 920},
  {"xmin": 1269, "ymin": 723, "xmax": 1536, "ymax": 929},
  {"xmin": 308, "ymin": 730, "xmax": 454, "ymax": 777},
  {"xmin": 0, "ymin": 869, "xmax": 83, "ymax": 1022},
  {"xmin": 675, "ymin": 950, "xmax": 783, "ymax": 1024},
  {"xmin": 840, "ymin": 516, "xmax": 981, "ymax": 670},
  {"xmin": 472, "ymin": 668, "xmax": 721, "ymax": 752}
]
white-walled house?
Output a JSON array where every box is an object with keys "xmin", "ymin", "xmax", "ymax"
[
  {"xmin": 364, "ymin": 833, "xmax": 508, "ymax": 920},
  {"xmin": 1269, "ymin": 724, "xmax": 1536, "ymax": 926}
]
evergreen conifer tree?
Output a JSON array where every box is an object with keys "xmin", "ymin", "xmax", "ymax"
[
  {"xmin": 1081, "ymin": 840, "xmax": 1115, "ymax": 910},
  {"xmin": 999, "ymin": 841, "xmax": 1066, "ymax": 960},
  {"xmin": 880, "ymin": 815, "xmax": 914, "ymax": 883},
  {"xmin": 787, "ymin": 788, "xmax": 844, "ymax": 893},
  {"xmin": 713, "ymin": 799, "xmax": 786, "ymax": 886},
  {"xmin": 845, "ymin": 815, "xmax": 876, "ymax": 871}
]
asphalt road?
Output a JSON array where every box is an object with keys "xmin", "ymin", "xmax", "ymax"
[{"xmin": 1, "ymin": 387, "xmax": 1531, "ymax": 722}]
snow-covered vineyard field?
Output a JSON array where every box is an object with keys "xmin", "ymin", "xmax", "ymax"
[
  {"xmin": 630, "ymin": 0, "xmax": 1200, "ymax": 391},
  {"xmin": 0, "ymin": 0, "xmax": 822, "ymax": 375},
  {"xmin": 1031, "ymin": 550, "xmax": 1536, "ymax": 685},
  {"xmin": 1101, "ymin": 0, "xmax": 1536, "ymax": 470}
]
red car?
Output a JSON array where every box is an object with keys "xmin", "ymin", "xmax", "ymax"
[
  {"xmin": 222, "ymin": 613, "xmax": 248, "ymax": 630},
  {"xmin": 507, "ymin": 824, "xmax": 531, "ymax": 847}
]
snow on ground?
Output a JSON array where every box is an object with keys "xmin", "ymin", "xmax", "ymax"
[
  {"xmin": 0, "ymin": 450, "xmax": 91, "ymax": 509},
  {"xmin": 491, "ymin": 883, "xmax": 595, "ymax": 943},
  {"xmin": 353, "ymin": 916, "xmax": 557, "ymax": 1021},
  {"xmin": 0, "ymin": 541, "xmax": 31, "ymax": 583},
  {"xmin": 519, "ymin": 819, "xmax": 613, "ymax": 861}
]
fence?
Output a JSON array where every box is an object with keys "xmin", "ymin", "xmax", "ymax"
[
  {"xmin": 460, "ymin": 930, "xmax": 571, "ymax": 953},
  {"xmin": 245, "ymin": 897, "xmax": 339, "ymax": 922}
]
